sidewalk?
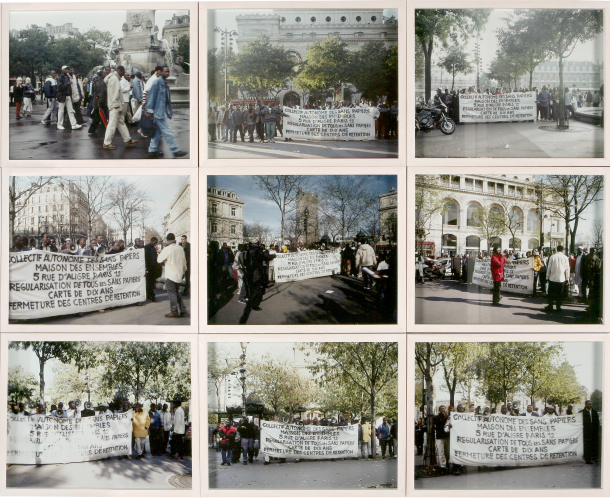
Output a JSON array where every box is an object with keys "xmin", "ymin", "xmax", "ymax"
[
  {"xmin": 8, "ymin": 103, "xmax": 190, "ymax": 160},
  {"xmin": 415, "ymin": 120, "xmax": 603, "ymax": 158}
]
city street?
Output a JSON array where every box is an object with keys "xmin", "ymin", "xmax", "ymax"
[
  {"xmin": 209, "ymin": 275, "xmax": 395, "ymax": 325},
  {"xmin": 10, "ymin": 290, "xmax": 190, "ymax": 326},
  {"xmin": 7, "ymin": 444, "xmax": 192, "ymax": 490},
  {"xmin": 415, "ymin": 120, "xmax": 603, "ymax": 158},
  {"xmin": 208, "ymin": 138, "xmax": 398, "ymax": 159},
  {"xmin": 415, "ymin": 279, "xmax": 597, "ymax": 324},
  {"xmin": 413, "ymin": 452, "xmax": 601, "ymax": 490},
  {"xmin": 208, "ymin": 449, "xmax": 397, "ymax": 490},
  {"xmin": 8, "ymin": 104, "xmax": 191, "ymax": 160}
]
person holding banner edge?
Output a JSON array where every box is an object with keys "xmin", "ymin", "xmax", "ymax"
[
  {"xmin": 490, "ymin": 246, "xmax": 506, "ymax": 306},
  {"xmin": 580, "ymin": 400, "xmax": 600, "ymax": 464}
]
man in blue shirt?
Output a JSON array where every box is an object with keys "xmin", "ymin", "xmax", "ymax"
[
  {"xmin": 146, "ymin": 65, "xmax": 187, "ymax": 159},
  {"xmin": 377, "ymin": 417, "xmax": 392, "ymax": 459},
  {"xmin": 148, "ymin": 403, "xmax": 163, "ymax": 456},
  {"xmin": 538, "ymin": 86, "xmax": 551, "ymax": 121}
]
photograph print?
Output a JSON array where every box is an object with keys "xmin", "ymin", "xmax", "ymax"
[
  {"xmin": 207, "ymin": 7, "xmax": 399, "ymax": 160},
  {"xmin": 207, "ymin": 174, "xmax": 398, "ymax": 326},
  {"xmin": 6, "ymin": 339, "xmax": 193, "ymax": 490},
  {"xmin": 415, "ymin": 8, "xmax": 604, "ymax": 158},
  {"xmin": 414, "ymin": 340, "xmax": 604, "ymax": 490},
  {"xmin": 6, "ymin": 8, "xmax": 192, "ymax": 160},
  {"xmin": 414, "ymin": 173, "xmax": 604, "ymax": 326},
  {"xmin": 208, "ymin": 340, "xmax": 398, "ymax": 490},
  {"xmin": 7, "ymin": 174, "xmax": 193, "ymax": 326}
]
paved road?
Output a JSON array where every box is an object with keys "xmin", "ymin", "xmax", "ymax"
[
  {"xmin": 10, "ymin": 289, "xmax": 191, "ymax": 325},
  {"xmin": 7, "ymin": 443, "xmax": 192, "ymax": 489},
  {"xmin": 8, "ymin": 103, "xmax": 191, "ymax": 160},
  {"xmin": 208, "ymin": 137, "xmax": 398, "ymax": 159},
  {"xmin": 209, "ymin": 274, "xmax": 396, "ymax": 325},
  {"xmin": 208, "ymin": 449, "xmax": 397, "ymax": 490},
  {"xmin": 415, "ymin": 120, "xmax": 603, "ymax": 158},
  {"xmin": 415, "ymin": 279, "xmax": 598, "ymax": 325}
]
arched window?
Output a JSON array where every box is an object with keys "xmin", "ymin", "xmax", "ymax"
[
  {"xmin": 490, "ymin": 206, "xmax": 502, "ymax": 217},
  {"xmin": 509, "ymin": 238, "xmax": 522, "ymax": 250},
  {"xmin": 508, "ymin": 207, "xmax": 522, "ymax": 229},
  {"xmin": 489, "ymin": 237, "xmax": 502, "ymax": 249},
  {"xmin": 466, "ymin": 235, "xmax": 480, "ymax": 248},
  {"xmin": 527, "ymin": 211, "xmax": 538, "ymax": 232},
  {"xmin": 443, "ymin": 202, "xmax": 458, "ymax": 225},
  {"xmin": 467, "ymin": 204, "xmax": 479, "ymax": 226},
  {"xmin": 528, "ymin": 238, "xmax": 539, "ymax": 250},
  {"xmin": 442, "ymin": 234, "xmax": 457, "ymax": 248}
]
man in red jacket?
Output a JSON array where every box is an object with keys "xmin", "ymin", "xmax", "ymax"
[
  {"xmin": 219, "ymin": 420, "xmax": 237, "ymax": 466},
  {"xmin": 490, "ymin": 246, "xmax": 506, "ymax": 306}
]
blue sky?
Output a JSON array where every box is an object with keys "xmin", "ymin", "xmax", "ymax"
[{"xmin": 208, "ymin": 175, "xmax": 397, "ymax": 235}]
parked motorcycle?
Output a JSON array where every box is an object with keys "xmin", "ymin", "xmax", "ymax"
[
  {"xmin": 422, "ymin": 259, "xmax": 447, "ymax": 280},
  {"xmin": 415, "ymin": 101, "xmax": 456, "ymax": 135}
]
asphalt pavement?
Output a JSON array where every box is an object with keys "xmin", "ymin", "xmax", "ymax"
[
  {"xmin": 415, "ymin": 119, "xmax": 603, "ymax": 158},
  {"xmin": 207, "ymin": 137, "xmax": 398, "ymax": 159},
  {"xmin": 8, "ymin": 102, "xmax": 190, "ymax": 160},
  {"xmin": 209, "ymin": 274, "xmax": 396, "ymax": 325},
  {"xmin": 7, "ymin": 442, "xmax": 192, "ymax": 490},
  {"xmin": 9, "ymin": 289, "xmax": 191, "ymax": 325},
  {"xmin": 415, "ymin": 279, "xmax": 598, "ymax": 325},
  {"xmin": 208, "ymin": 449, "xmax": 397, "ymax": 490}
]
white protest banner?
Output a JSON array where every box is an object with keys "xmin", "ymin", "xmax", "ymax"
[
  {"xmin": 273, "ymin": 249, "xmax": 342, "ymax": 283},
  {"xmin": 9, "ymin": 249, "xmax": 146, "ymax": 320},
  {"xmin": 472, "ymin": 257, "xmax": 534, "ymax": 295},
  {"xmin": 283, "ymin": 107, "xmax": 376, "ymax": 141},
  {"xmin": 7, "ymin": 411, "xmax": 133, "ymax": 465},
  {"xmin": 459, "ymin": 92, "xmax": 536, "ymax": 123},
  {"xmin": 449, "ymin": 412, "xmax": 583, "ymax": 467},
  {"xmin": 260, "ymin": 421, "xmax": 359, "ymax": 460}
]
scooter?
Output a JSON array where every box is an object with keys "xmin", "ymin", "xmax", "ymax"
[{"xmin": 415, "ymin": 101, "xmax": 456, "ymax": 135}]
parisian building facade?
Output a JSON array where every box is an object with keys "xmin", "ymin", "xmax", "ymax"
[
  {"xmin": 163, "ymin": 178, "xmax": 191, "ymax": 241},
  {"xmin": 379, "ymin": 186, "xmax": 398, "ymax": 248},
  {"xmin": 162, "ymin": 13, "xmax": 190, "ymax": 49},
  {"xmin": 207, "ymin": 185, "xmax": 245, "ymax": 250},
  {"xmin": 295, "ymin": 189, "xmax": 320, "ymax": 246},
  {"xmin": 422, "ymin": 174, "xmax": 565, "ymax": 257}
]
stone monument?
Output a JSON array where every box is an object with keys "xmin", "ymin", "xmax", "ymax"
[{"xmin": 115, "ymin": 10, "xmax": 166, "ymax": 76}]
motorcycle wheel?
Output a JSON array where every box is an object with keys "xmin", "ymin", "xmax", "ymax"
[{"xmin": 439, "ymin": 118, "xmax": 456, "ymax": 135}]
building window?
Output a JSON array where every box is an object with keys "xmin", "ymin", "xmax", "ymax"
[
  {"xmin": 295, "ymin": 17, "xmax": 301, "ymax": 22},
  {"xmin": 475, "ymin": 179, "xmax": 483, "ymax": 191},
  {"xmin": 451, "ymin": 176, "xmax": 460, "ymax": 188},
  {"xmin": 466, "ymin": 235, "xmax": 480, "ymax": 248},
  {"xmin": 467, "ymin": 204, "xmax": 479, "ymax": 226},
  {"xmin": 326, "ymin": 16, "xmax": 331, "ymax": 22},
  {"xmin": 443, "ymin": 202, "xmax": 458, "ymax": 226},
  {"xmin": 341, "ymin": 16, "xmax": 346, "ymax": 22},
  {"xmin": 231, "ymin": 225, "xmax": 236, "ymax": 235},
  {"xmin": 508, "ymin": 185, "xmax": 515, "ymax": 196},
  {"xmin": 490, "ymin": 206, "xmax": 502, "ymax": 217},
  {"xmin": 212, "ymin": 203, "xmax": 217, "ymax": 214},
  {"xmin": 527, "ymin": 212, "xmax": 538, "ymax": 232},
  {"xmin": 310, "ymin": 17, "xmax": 316, "ymax": 22},
  {"xmin": 528, "ymin": 238, "xmax": 539, "ymax": 249},
  {"xmin": 356, "ymin": 16, "xmax": 361, "ymax": 22},
  {"xmin": 211, "ymin": 222, "xmax": 218, "ymax": 233},
  {"xmin": 281, "ymin": 16, "xmax": 286, "ymax": 22},
  {"xmin": 172, "ymin": 34, "xmax": 178, "ymax": 45},
  {"xmin": 465, "ymin": 178, "xmax": 474, "ymax": 190},
  {"xmin": 371, "ymin": 16, "xmax": 377, "ymax": 21},
  {"xmin": 509, "ymin": 238, "xmax": 522, "ymax": 250},
  {"xmin": 231, "ymin": 207, "xmax": 236, "ymax": 216},
  {"xmin": 442, "ymin": 234, "xmax": 457, "ymax": 248}
]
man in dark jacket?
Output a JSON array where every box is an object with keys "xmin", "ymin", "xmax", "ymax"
[
  {"xmin": 180, "ymin": 235, "xmax": 191, "ymax": 296},
  {"xmin": 580, "ymin": 400, "xmax": 600, "ymax": 464},
  {"xmin": 237, "ymin": 417, "xmax": 256, "ymax": 464},
  {"xmin": 231, "ymin": 104, "xmax": 246, "ymax": 142},
  {"xmin": 56, "ymin": 65, "xmax": 81, "ymax": 130},
  {"xmin": 243, "ymin": 242, "xmax": 275, "ymax": 311},
  {"xmin": 433, "ymin": 406, "xmax": 449, "ymax": 469},
  {"xmin": 216, "ymin": 243, "xmax": 235, "ymax": 287},
  {"xmin": 144, "ymin": 237, "xmax": 161, "ymax": 301},
  {"xmin": 41, "ymin": 70, "xmax": 58, "ymax": 124},
  {"xmin": 88, "ymin": 70, "xmax": 108, "ymax": 135}
]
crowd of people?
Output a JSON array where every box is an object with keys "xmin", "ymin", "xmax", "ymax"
[
  {"xmin": 10, "ymin": 64, "xmax": 187, "ymax": 158},
  {"xmin": 207, "ymin": 98, "xmax": 398, "ymax": 143},
  {"xmin": 10, "ymin": 232, "xmax": 191, "ymax": 319},
  {"xmin": 9, "ymin": 398, "xmax": 190, "ymax": 461},
  {"xmin": 415, "ymin": 399, "xmax": 600, "ymax": 475},
  {"xmin": 209, "ymin": 414, "xmax": 398, "ymax": 465},
  {"xmin": 208, "ymin": 239, "xmax": 397, "ymax": 316}
]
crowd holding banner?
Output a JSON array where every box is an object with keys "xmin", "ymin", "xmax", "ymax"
[
  {"xmin": 9, "ymin": 232, "xmax": 191, "ymax": 320},
  {"xmin": 472, "ymin": 257, "xmax": 534, "ymax": 295}
]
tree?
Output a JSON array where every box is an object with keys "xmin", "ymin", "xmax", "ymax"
[
  {"xmin": 107, "ymin": 179, "xmax": 151, "ymax": 243},
  {"xmin": 415, "ymin": 175, "xmax": 450, "ymax": 256},
  {"xmin": 416, "ymin": 9, "xmax": 490, "ymax": 102},
  {"xmin": 207, "ymin": 344, "xmax": 240, "ymax": 412},
  {"xmin": 439, "ymin": 46, "xmax": 472, "ymax": 90},
  {"xmin": 590, "ymin": 389, "xmax": 602, "ymax": 412},
  {"xmin": 520, "ymin": 343, "xmax": 562, "ymax": 408},
  {"xmin": 349, "ymin": 41, "xmax": 398, "ymax": 102},
  {"xmin": 9, "ymin": 342, "xmax": 77, "ymax": 405},
  {"xmin": 545, "ymin": 361, "xmax": 589, "ymax": 413},
  {"xmin": 229, "ymin": 35, "xmax": 297, "ymax": 99},
  {"xmin": 438, "ymin": 343, "xmax": 480, "ymax": 406},
  {"xmin": 589, "ymin": 221, "xmax": 604, "ymax": 249},
  {"xmin": 82, "ymin": 29, "xmax": 113, "ymax": 50},
  {"xmin": 176, "ymin": 34, "xmax": 190, "ymax": 70},
  {"xmin": 293, "ymin": 37, "xmax": 351, "ymax": 103},
  {"xmin": 9, "ymin": 176, "xmax": 59, "ymax": 240},
  {"xmin": 252, "ymin": 175, "xmax": 309, "ymax": 244},
  {"xmin": 9, "ymin": 27, "xmax": 51, "ymax": 85},
  {"xmin": 8, "ymin": 366, "xmax": 38, "ymax": 405},
  {"xmin": 302, "ymin": 342, "xmax": 398, "ymax": 458},
  {"xmin": 471, "ymin": 206, "xmax": 505, "ymax": 251},
  {"xmin": 47, "ymin": 33, "xmax": 108, "ymax": 77},
  {"xmin": 497, "ymin": 198, "xmax": 526, "ymax": 251},
  {"xmin": 243, "ymin": 220, "xmax": 272, "ymax": 243},
  {"xmin": 208, "ymin": 48, "xmax": 237, "ymax": 106},
  {"xmin": 517, "ymin": 9, "xmax": 603, "ymax": 127},
  {"xmin": 543, "ymin": 175, "xmax": 604, "ymax": 253}
]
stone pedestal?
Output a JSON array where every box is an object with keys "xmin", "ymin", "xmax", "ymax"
[{"xmin": 116, "ymin": 10, "xmax": 166, "ymax": 76}]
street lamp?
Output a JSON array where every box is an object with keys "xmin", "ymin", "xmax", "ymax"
[
  {"xmin": 303, "ymin": 207, "xmax": 309, "ymax": 245},
  {"xmin": 214, "ymin": 27, "xmax": 238, "ymax": 105},
  {"xmin": 239, "ymin": 342, "xmax": 248, "ymax": 419}
]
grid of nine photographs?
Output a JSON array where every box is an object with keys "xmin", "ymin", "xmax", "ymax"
[{"xmin": 0, "ymin": 1, "xmax": 608, "ymax": 500}]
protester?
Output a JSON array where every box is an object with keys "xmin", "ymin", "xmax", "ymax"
[
  {"xmin": 144, "ymin": 237, "xmax": 162, "ymax": 302},
  {"xmin": 580, "ymin": 400, "xmax": 600, "ymax": 464},
  {"xmin": 180, "ymin": 235, "xmax": 191, "ymax": 297},
  {"xmin": 544, "ymin": 244, "xmax": 570, "ymax": 313},
  {"xmin": 356, "ymin": 239, "xmax": 377, "ymax": 290},
  {"xmin": 490, "ymin": 246, "xmax": 506, "ymax": 306},
  {"xmin": 157, "ymin": 233, "xmax": 187, "ymax": 318},
  {"xmin": 103, "ymin": 65, "xmax": 138, "ymax": 150},
  {"xmin": 41, "ymin": 70, "xmax": 59, "ymax": 124},
  {"xmin": 131, "ymin": 403, "xmax": 150, "ymax": 460},
  {"xmin": 377, "ymin": 417, "xmax": 392, "ymax": 459},
  {"xmin": 13, "ymin": 77, "xmax": 25, "ymax": 120},
  {"xmin": 219, "ymin": 419, "xmax": 236, "ymax": 466},
  {"xmin": 433, "ymin": 405, "xmax": 449, "ymax": 469}
]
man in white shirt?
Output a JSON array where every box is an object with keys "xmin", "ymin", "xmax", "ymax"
[
  {"xmin": 157, "ymin": 232, "xmax": 187, "ymax": 318},
  {"xmin": 169, "ymin": 399, "xmax": 186, "ymax": 460},
  {"xmin": 573, "ymin": 247, "xmax": 585, "ymax": 300},
  {"xmin": 120, "ymin": 74, "xmax": 135, "ymax": 125},
  {"xmin": 544, "ymin": 244, "xmax": 570, "ymax": 313},
  {"xmin": 64, "ymin": 401, "xmax": 78, "ymax": 419},
  {"xmin": 521, "ymin": 405, "xmax": 539, "ymax": 417},
  {"xmin": 160, "ymin": 403, "xmax": 173, "ymax": 454}
]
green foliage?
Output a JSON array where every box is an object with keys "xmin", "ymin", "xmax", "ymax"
[
  {"xmin": 544, "ymin": 361, "xmax": 589, "ymax": 410},
  {"xmin": 229, "ymin": 35, "xmax": 297, "ymax": 99},
  {"xmin": 207, "ymin": 343, "xmax": 241, "ymax": 411},
  {"xmin": 415, "ymin": 43, "xmax": 425, "ymax": 82},
  {"xmin": 293, "ymin": 37, "xmax": 351, "ymax": 102},
  {"xmin": 81, "ymin": 28, "xmax": 113, "ymax": 50},
  {"xmin": 438, "ymin": 45, "xmax": 472, "ymax": 91},
  {"xmin": 349, "ymin": 41, "xmax": 398, "ymax": 103},
  {"xmin": 176, "ymin": 34, "xmax": 190, "ymax": 68},
  {"xmin": 438, "ymin": 343, "xmax": 481, "ymax": 406},
  {"xmin": 471, "ymin": 206, "xmax": 505, "ymax": 249},
  {"xmin": 9, "ymin": 27, "xmax": 51, "ymax": 85},
  {"xmin": 8, "ymin": 366, "xmax": 38, "ymax": 404},
  {"xmin": 415, "ymin": 175, "xmax": 452, "ymax": 254},
  {"xmin": 590, "ymin": 389, "xmax": 602, "ymax": 412}
]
